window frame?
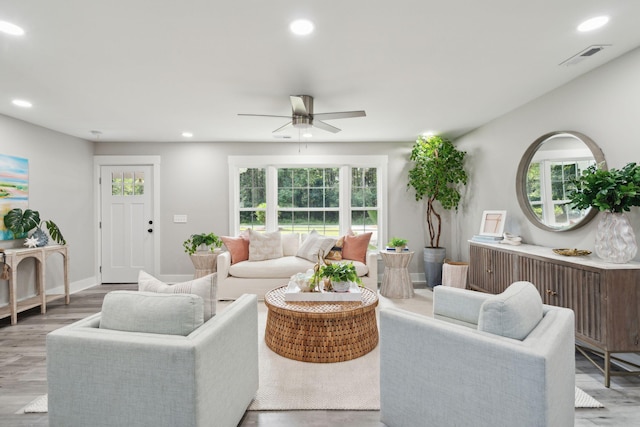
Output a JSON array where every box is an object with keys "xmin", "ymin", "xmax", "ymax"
[{"xmin": 228, "ymin": 155, "xmax": 388, "ymax": 249}]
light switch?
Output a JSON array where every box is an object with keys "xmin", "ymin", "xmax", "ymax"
[{"xmin": 173, "ymin": 214, "xmax": 187, "ymax": 223}]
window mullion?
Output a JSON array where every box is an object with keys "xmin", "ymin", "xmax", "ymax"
[
  {"xmin": 266, "ymin": 166, "xmax": 278, "ymax": 232},
  {"xmin": 340, "ymin": 165, "xmax": 351, "ymax": 234}
]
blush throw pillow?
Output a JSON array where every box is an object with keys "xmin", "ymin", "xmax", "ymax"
[
  {"xmin": 296, "ymin": 230, "xmax": 337, "ymax": 263},
  {"xmin": 99, "ymin": 290, "xmax": 204, "ymax": 336},
  {"xmin": 138, "ymin": 270, "xmax": 217, "ymax": 320},
  {"xmin": 221, "ymin": 233, "xmax": 250, "ymax": 265},
  {"xmin": 248, "ymin": 229, "xmax": 283, "ymax": 261},
  {"xmin": 342, "ymin": 232, "xmax": 372, "ymax": 264}
]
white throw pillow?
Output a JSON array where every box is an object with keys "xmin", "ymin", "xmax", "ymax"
[
  {"xmin": 248, "ymin": 229, "xmax": 283, "ymax": 261},
  {"xmin": 478, "ymin": 281, "xmax": 543, "ymax": 340},
  {"xmin": 296, "ymin": 230, "xmax": 337, "ymax": 263},
  {"xmin": 137, "ymin": 270, "xmax": 217, "ymax": 320},
  {"xmin": 100, "ymin": 291, "xmax": 204, "ymax": 336}
]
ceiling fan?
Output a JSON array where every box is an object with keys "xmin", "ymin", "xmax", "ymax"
[{"xmin": 238, "ymin": 95, "xmax": 366, "ymax": 134}]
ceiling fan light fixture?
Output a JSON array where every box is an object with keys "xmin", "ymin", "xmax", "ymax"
[
  {"xmin": 577, "ymin": 16, "xmax": 609, "ymax": 32},
  {"xmin": 0, "ymin": 20, "xmax": 25, "ymax": 36},
  {"xmin": 290, "ymin": 19, "xmax": 314, "ymax": 36}
]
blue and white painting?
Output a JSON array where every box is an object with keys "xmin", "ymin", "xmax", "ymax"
[{"xmin": 0, "ymin": 154, "xmax": 29, "ymax": 240}]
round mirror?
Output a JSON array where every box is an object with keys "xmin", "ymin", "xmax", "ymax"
[{"xmin": 516, "ymin": 131, "xmax": 606, "ymax": 232}]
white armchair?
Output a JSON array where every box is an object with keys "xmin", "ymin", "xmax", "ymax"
[
  {"xmin": 380, "ymin": 282, "xmax": 575, "ymax": 427},
  {"xmin": 47, "ymin": 292, "xmax": 259, "ymax": 427}
]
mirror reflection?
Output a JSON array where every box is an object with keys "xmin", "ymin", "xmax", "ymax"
[{"xmin": 516, "ymin": 131, "xmax": 606, "ymax": 232}]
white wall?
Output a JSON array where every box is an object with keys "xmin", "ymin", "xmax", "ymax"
[
  {"xmin": 454, "ymin": 46, "xmax": 640, "ymax": 261},
  {"xmin": 0, "ymin": 115, "xmax": 96, "ymax": 304},
  {"xmin": 94, "ymin": 140, "xmax": 431, "ymax": 280}
]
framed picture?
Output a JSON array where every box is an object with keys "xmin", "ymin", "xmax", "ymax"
[{"xmin": 479, "ymin": 210, "xmax": 507, "ymax": 237}]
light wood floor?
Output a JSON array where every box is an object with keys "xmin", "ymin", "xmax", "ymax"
[{"xmin": 1, "ymin": 284, "xmax": 639, "ymax": 426}]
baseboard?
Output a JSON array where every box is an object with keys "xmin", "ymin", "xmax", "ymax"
[{"xmin": 48, "ymin": 276, "xmax": 98, "ymax": 295}]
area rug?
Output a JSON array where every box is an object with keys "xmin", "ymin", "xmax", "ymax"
[{"xmin": 20, "ymin": 288, "xmax": 604, "ymax": 413}]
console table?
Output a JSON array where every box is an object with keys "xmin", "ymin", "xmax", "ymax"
[
  {"xmin": 0, "ymin": 245, "xmax": 69, "ymax": 325},
  {"xmin": 469, "ymin": 241, "xmax": 640, "ymax": 387}
]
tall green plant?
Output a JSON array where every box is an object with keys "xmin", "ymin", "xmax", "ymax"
[
  {"xmin": 568, "ymin": 162, "xmax": 640, "ymax": 213},
  {"xmin": 407, "ymin": 135, "xmax": 467, "ymax": 248}
]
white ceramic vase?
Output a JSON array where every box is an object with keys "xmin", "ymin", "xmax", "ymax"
[{"xmin": 595, "ymin": 212, "xmax": 638, "ymax": 263}]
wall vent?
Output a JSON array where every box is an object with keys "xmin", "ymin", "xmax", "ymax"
[{"xmin": 560, "ymin": 45, "xmax": 610, "ymax": 66}]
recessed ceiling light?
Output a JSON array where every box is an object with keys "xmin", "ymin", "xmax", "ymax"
[
  {"xmin": 421, "ymin": 131, "xmax": 435, "ymax": 137},
  {"xmin": 577, "ymin": 16, "xmax": 609, "ymax": 32},
  {"xmin": 182, "ymin": 132, "xmax": 193, "ymax": 138},
  {"xmin": 290, "ymin": 19, "xmax": 314, "ymax": 36},
  {"xmin": 12, "ymin": 99, "xmax": 32, "ymax": 108},
  {"xmin": 0, "ymin": 20, "xmax": 25, "ymax": 36},
  {"xmin": 302, "ymin": 133, "xmax": 313, "ymax": 138}
]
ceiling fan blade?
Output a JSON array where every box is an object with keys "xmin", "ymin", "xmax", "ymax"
[
  {"xmin": 290, "ymin": 96, "xmax": 309, "ymax": 116},
  {"xmin": 313, "ymin": 110, "xmax": 366, "ymax": 120},
  {"xmin": 238, "ymin": 114, "xmax": 291, "ymax": 118},
  {"xmin": 272, "ymin": 121, "xmax": 293, "ymax": 133},
  {"xmin": 312, "ymin": 120, "xmax": 341, "ymax": 133}
]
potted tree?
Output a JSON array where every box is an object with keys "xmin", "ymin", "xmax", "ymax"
[
  {"xmin": 183, "ymin": 232, "xmax": 223, "ymax": 278},
  {"xmin": 3, "ymin": 208, "xmax": 66, "ymax": 246},
  {"xmin": 568, "ymin": 162, "xmax": 640, "ymax": 263},
  {"xmin": 407, "ymin": 134, "xmax": 467, "ymax": 286}
]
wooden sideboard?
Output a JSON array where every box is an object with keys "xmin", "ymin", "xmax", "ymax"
[
  {"xmin": 0, "ymin": 245, "xmax": 69, "ymax": 325},
  {"xmin": 469, "ymin": 241, "xmax": 640, "ymax": 387}
]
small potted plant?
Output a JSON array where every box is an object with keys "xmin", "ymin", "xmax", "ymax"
[
  {"xmin": 387, "ymin": 237, "xmax": 408, "ymax": 252},
  {"xmin": 315, "ymin": 262, "xmax": 362, "ymax": 292},
  {"xmin": 183, "ymin": 232, "xmax": 223, "ymax": 277},
  {"xmin": 3, "ymin": 208, "xmax": 66, "ymax": 247},
  {"xmin": 568, "ymin": 162, "xmax": 640, "ymax": 263}
]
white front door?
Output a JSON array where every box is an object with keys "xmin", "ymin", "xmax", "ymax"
[{"xmin": 100, "ymin": 165, "xmax": 154, "ymax": 283}]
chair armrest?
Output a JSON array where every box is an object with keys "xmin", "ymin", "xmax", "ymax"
[
  {"xmin": 433, "ymin": 285, "xmax": 490, "ymax": 327},
  {"xmin": 217, "ymin": 250, "xmax": 231, "ymax": 279},
  {"xmin": 365, "ymin": 251, "xmax": 378, "ymax": 279}
]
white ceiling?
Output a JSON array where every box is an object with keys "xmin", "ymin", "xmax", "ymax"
[{"xmin": 2, "ymin": 1, "xmax": 640, "ymax": 143}]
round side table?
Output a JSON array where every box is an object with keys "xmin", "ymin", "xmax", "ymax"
[{"xmin": 380, "ymin": 250, "xmax": 415, "ymax": 298}]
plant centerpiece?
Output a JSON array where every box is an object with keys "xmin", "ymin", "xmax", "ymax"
[
  {"xmin": 407, "ymin": 134, "xmax": 467, "ymax": 286},
  {"xmin": 568, "ymin": 162, "xmax": 640, "ymax": 263},
  {"xmin": 3, "ymin": 208, "xmax": 66, "ymax": 247},
  {"xmin": 387, "ymin": 237, "xmax": 408, "ymax": 252},
  {"xmin": 183, "ymin": 232, "xmax": 223, "ymax": 278},
  {"xmin": 314, "ymin": 262, "xmax": 362, "ymax": 292}
]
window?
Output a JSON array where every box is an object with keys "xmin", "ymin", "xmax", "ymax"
[
  {"xmin": 230, "ymin": 156, "xmax": 387, "ymax": 248},
  {"xmin": 111, "ymin": 171, "xmax": 145, "ymax": 196}
]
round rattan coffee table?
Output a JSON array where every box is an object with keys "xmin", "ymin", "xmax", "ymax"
[{"xmin": 264, "ymin": 286, "xmax": 379, "ymax": 363}]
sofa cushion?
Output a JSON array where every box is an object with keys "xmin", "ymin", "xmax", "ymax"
[
  {"xmin": 229, "ymin": 256, "xmax": 315, "ymax": 278},
  {"xmin": 296, "ymin": 230, "xmax": 337, "ymax": 262},
  {"xmin": 99, "ymin": 290, "xmax": 204, "ymax": 336},
  {"xmin": 138, "ymin": 270, "xmax": 217, "ymax": 320},
  {"xmin": 221, "ymin": 233, "xmax": 250, "ymax": 265},
  {"xmin": 478, "ymin": 281, "xmax": 543, "ymax": 340},
  {"xmin": 281, "ymin": 233, "xmax": 300, "ymax": 256},
  {"xmin": 342, "ymin": 232, "xmax": 372, "ymax": 264},
  {"xmin": 325, "ymin": 231, "xmax": 354, "ymax": 261},
  {"xmin": 248, "ymin": 229, "xmax": 283, "ymax": 261}
]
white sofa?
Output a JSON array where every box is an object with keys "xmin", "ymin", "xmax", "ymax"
[
  {"xmin": 217, "ymin": 232, "xmax": 378, "ymax": 300},
  {"xmin": 380, "ymin": 282, "xmax": 576, "ymax": 427}
]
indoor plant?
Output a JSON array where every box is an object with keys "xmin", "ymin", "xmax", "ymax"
[
  {"xmin": 387, "ymin": 237, "xmax": 408, "ymax": 252},
  {"xmin": 568, "ymin": 162, "xmax": 640, "ymax": 263},
  {"xmin": 3, "ymin": 208, "xmax": 66, "ymax": 246},
  {"xmin": 183, "ymin": 232, "xmax": 223, "ymax": 278},
  {"xmin": 314, "ymin": 262, "xmax": 362, "ymax": 292},
  {"xmin": 407, "ymin": 134, "xmax": 467, "ymax": 286}
]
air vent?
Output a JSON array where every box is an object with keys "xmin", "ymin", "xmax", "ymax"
[{"xmin": 560, "ymin": 45, "xmax": 610, "ymax": 66}]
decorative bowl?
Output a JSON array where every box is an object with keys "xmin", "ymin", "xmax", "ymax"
[{"xmin": 552, "ymin": 248, "xmax": 592, "ymax": 257}]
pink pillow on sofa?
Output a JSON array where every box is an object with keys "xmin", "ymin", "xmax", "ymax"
[
  {"xmin": 342, "ymin": 232, "xmax": 372, "ymax": 264},
  {"xmin": 221, "ymin": 233, "xmax": 250, "ymax": 265}
]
